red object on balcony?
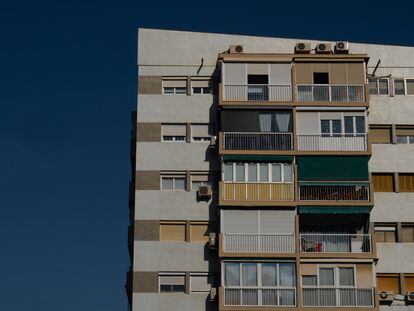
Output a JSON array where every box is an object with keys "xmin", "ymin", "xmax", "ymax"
[{"xmin": 315, "ymin": 243, "xmax": 322, "ymax": 252}]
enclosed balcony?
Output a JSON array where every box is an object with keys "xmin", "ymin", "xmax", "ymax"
[
  {"xmin": 298, "ymin": 182, "xmax": 370, "ymax": 201},
  {"xmin": 220, "ymin": 110, "xmax": 293, "ymax": 152},
  {"xmin": 296, "ymin": 84, "xmax": 365, "ymax": 102},
  {"xmin": 297, "ymin": 134, "xmax": 368, "ymax": 151},
  {"xmin": 302, "ymin": 287, "xmax": 374, "ymax": 307}
]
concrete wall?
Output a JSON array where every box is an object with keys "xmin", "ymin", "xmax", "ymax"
[
  {"xmin": 371, "ymin": 193, "xmax": 414, "ymax": 222},
  {"xmin": 370, "ymin": 144, "xmax": 414, "ymax": 172},
  {"xmin": 376, "ymin": 243, "xmax": 414, "ymax": 273},
  {"xmin": 132, "ymin": 293, "xmax": 215, "ymax": 311}
]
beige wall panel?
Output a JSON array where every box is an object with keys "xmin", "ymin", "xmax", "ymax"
[
  {"xmin": 137, "ymin": 123, "xmax": 161, "ymax": 142},
  {"xmin": 330, "ymin": 63, "xmax": 347, "ymax": 84},
  {"xmin": 301, "ymin": 263, "xmax": 317, "ymax": 276},
  {"xmin": 269, "ymin": 63, "xmax": 292, "ymax": 84},
  {"xmin": 296, "ymin": 112, "xmax": 319, "ymax": 135},
  {"xmin": 247, "ymin": 63, "xmax": 268, "ymax": 75},
  {"xmin": 347, "ymin": 63, "xmax": 365, "ymax": 84},
  {"xmin": 135, "ymin": 220, "xmax": 160, "ymax": 241},
  {"xmin": 295, "ymin": 63, "xmax": 312, "ymax": 84},
  {"xmin": 356, "ymin": 264, "xmax": 373, "ymax": 287},
  {"xmin": 133, "ymin": 272, "xmax": 158, "ymax": 293},
  {"xmin": 136, "ymin": 171, "xmax": 160, "ymax": 190},
  {"xmin": 312, "ymin": 63, "xmax": 329, "ymax": 73},
  {"xmin": 138, "ymin": 76, "xmax": 162, "ymax": 94}
]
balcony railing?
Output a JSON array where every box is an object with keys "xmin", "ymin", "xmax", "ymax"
[
  {"xmin": 297, "ymin": 134, "xmax": 368, "ymax": 151},
  {"xmin": 296, "ymin": 84, "xmax": 365, "ymax": 102},
  {"xmin": 298, "ymin": 183, "xmax": 370, "ymax": 201},
  {"xmin": 223, "ymin": 132, "xmax": 293, "ymax": 150},
  {"xmin": 222, "ymin": 182, "xmax": 294, "ymax": 201},
  {"xmin": 223, "ymin": 287, "xmax": 296, "ymax": 306},
  {"xmin": 300, "ymin": 234, "xmax": 371, "ymax": 253},
  {"xmin": 222, "ymin": 233, "xmax": 295, "ymax": 253},
  {"xmin": 302, "ymin": 288, "xmax": 374, "ymax": 307},
  {"xmin": 223, "ymin": 84, "xmax": 292, "ymax": 101}
]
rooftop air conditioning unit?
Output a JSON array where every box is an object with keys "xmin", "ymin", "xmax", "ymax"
[
  {"xmin": 198, "ymin": 185, "xmax": 212, "ymax": 198},
  {"xmin": 316, "ymin": 43, "xmax": 332, "ymax": 54},
  {"xmin": 295, "ymin": 42, "xmax": 311, "ymax": 54},
  {"xmin": 208, "ymin": 232, "xmax": 216, "ymax": 249},
  {"xmin": 379, "ymin": 291, "xmax": 395, "ymax": 303},
  {"xmin": 209, "ymin": 135, "xmax": 217, "ymax": 148},
  {"xmin": 229, "ymin": 45, "xmax": 244, "ymax": 54},
  {"xmin": 406, "ymin": 291, "xmax": 414, "ymax": 302},
  {"xmin": 209, "ymin": 287, "xmax": 217, "ymax": 301},
  {"xmin": 335, "ymin": 41, "xmax": 349, "ymax": 54}
]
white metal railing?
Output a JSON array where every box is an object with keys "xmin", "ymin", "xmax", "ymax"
[
  {"xmin": 223, "ymin": 132, "xmax": 293, "ymax": 150},
  {"xmin": 298, "ymin": 183, "xmax": 370, "ymax": 201},
  {"xmin": 300, "ymin": 234, "xmax": 371, "ymax": 253},
  {"xmin": 223, "ymin": 84, "xmax": 292, "ymax": 101},
  {"xmin": 302, "ymin": 287, "xmax": 374, "ymax": 307},
  {"xmin": 296, "ymin": 84, "xmax": 365, "ymax": 102},
  {"xmin": 224, "ymin": 287, "xmax": 296, "ymax": 306},
  {"xmin": 223, "ymin": 182, "xmax": 294, "ymax": 201},
  {"xmin": 297, "ymin": 134, "xmax": 367, "ymax": 151},
  {"xmin": 223, "ymin": 233, "xmax": 295, "ymax": 253}
]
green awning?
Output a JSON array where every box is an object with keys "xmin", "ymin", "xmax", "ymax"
[
  {"xmin": 223, "ymin": 155, "xmax": 294, "ymax": 162},
  {"xmin": 299, "ymin": 206, "xmax": 371, "ymax": 214},
  {"xmin": 299, "ymin": 181, "xmax": 370, "ymax": 186},
  {"xmin": 297, "ymin": 156, "xmax": 369, "ymax": 181}
]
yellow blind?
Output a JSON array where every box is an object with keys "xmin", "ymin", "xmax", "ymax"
[
  {"xmin": 190, "ymin": 222, "xmax": 210, "ymax": 242},
  {"xmin": 377, "ymin": 275, "xmax": 400, "ymax": 293},
  {"xmin": 372, "ymin": 173, "xmax": 394, "ymax": 192},
  {"xmin": 160, "ymin": 222, "xmax": 186, "ymax": 241},
  {"xmin": 399, "ymin": 174, "xmax": 414, "ymax": 192},
  {"xmin": 405, "ymin": 276, "xmax": 414, "ymax": 292},
  {"xmin": 369, "ymin": 126, "xmax": 391, "ymax": 144}
]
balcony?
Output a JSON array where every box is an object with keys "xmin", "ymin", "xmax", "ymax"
[
  {"xmin": 302, "ymin": 287, "xmax": 374, "ymax": 307},
  {"xmin": 222, "ymin": 233, "xmax": 295, "ymax": 254},
  {"xmin": 300, "ymin": 234, "xmax": 372, "ymax": 254},
  {"xmin": 223, "ymin": 84, "xmax": 292, "ymax": 102},
  {"xmin": 222, "ymin": 287, "xmax": 296, "ymax": 307},
  {"xmin": 297, "ymin": 134, "xmax": 368, "ymax": 152},
  {"xmin": 220, "ymin": 182, "xmax": 294, "ymax": 204},
  {"xmin": 222, "ymin": 132, "xmax": 293, "ymax": 151},
  {"xmin": 298, "ymin": 182, "xmax": 370, "ymax": 202},
  {"xmin": 296, "ymin": 84, "xmax": 365, "ymax": 102}
]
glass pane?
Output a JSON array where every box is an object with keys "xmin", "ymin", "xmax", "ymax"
[
  {"xmin": 163, "ymin": 87, "xmax": 174, "ymax": 94},
  {"xmin": 397, "ymin": 136, "xmax": 408, "ymax": 144},
  {"xmin": 192, "ymin": 87, "xmax": 202, "ymax": 94},
  {"xmin": 321, "ymin": 120, "xmax": 330, "ymax": 134},
  {"xmin": 394, "ymin": 79, "xmax": 405, "ymax": 95},
  {"xmin": 279, "ymin": 263, "xmax": 295, "ymax": 286},
  {"xmin": 332, "ymin": 120, "xmax": 342, "ymax": 134},
  {"xmin": 235, "ymin": 163, "xmax": 245, "ymax": 182},
  {"xmin": 284, "ymin": 163, "xmax": 293, "ymax": 182},
  {"xmin": 379, "ymin": 79, "xmax": 389, "ymax": 94},
  {"xmin": 344, "ymin": 116, "xmax": 354, "ymax": 134},
  {"xmin": 262, "ymin": 263, "xmax": 278, "ymax": 286},
  {"xmin": 174, "ymin": 178, "xmax": 185, "ymax": 190},
  {"xmin": 225, "ymin": 263, "xmax": 240, "ymax": 286},
  {"xmin": 259, "ymin": 163, "xmax": 269, "ymax": 182},
  {"xmin": 302, "ymin": 276, "xmax": 317, "ymax": 286},
  {"xmin": 162, "ymin": 178, "xmax": 173, "ymax": 190},
  {"xmin": 203, "ymin": 87, "xmax": 212, "ymax": 94},
  {"xmin": 242, "ymin": 263, "xmax": 257, "ymax": 286},
  {"xmin": 355, "ymin": 116, "xmax": 365, "ymax": 133},
  {"xmin": 192, "ymin": 181, "xmax": 202, "ymax": 190},
  {"xmin": 319, "ymin": 268, "xmax": 335, "ymax": 286},
  {"xmin": 407, "ymin": 79, "xmax": 414, "ymax": 95},
  {"xmin": 224, "ymin": 163, "xmax": 233, "ymax": 181},
  {"xmin": 175, "ymin": 87, "xmax": 186, "ymax": 94},
  {"xmin": 368, "ymin": 78, "xmax": 377, "ymax": 95},
  {"xmin": 272, "ymin": 164, "xmax": 281, "ymax": 182},
  {"xmin": 409, "ymin": 136, "xmax": 414, "ymax": 144},
  {"xmin": 248, "ymin": 163, "xmax": 257, "ymax": 182},
  {"xmin": 339, "ymin": 268, "xmax": 355, "ymax": 286}
]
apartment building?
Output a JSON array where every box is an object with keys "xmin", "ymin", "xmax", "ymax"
[{"xmin": 126, "ymin": 28, "xmax": 414, "ymax": 311}]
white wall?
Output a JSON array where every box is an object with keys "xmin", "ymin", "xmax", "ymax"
[
  {"xmin": 371, "ymin": 193, "xmax": 414, "ymax": 222},
  {"xmin": 376, "ymin": 243, "xmax": 414, "ymax": 273},
  {"xmin": 370, "ymin": 144, "xmax": 414, "ymax": 172}
]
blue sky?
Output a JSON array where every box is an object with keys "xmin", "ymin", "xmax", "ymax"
[{"xmin": 0, "ymin": 1, "xmax": 412, "ymax": 310}]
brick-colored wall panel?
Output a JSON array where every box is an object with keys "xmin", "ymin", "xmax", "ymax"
[
  {"xmin": 133, "ymin": 272, "xmax": 158, "ymax": 293},
  {"xmin": 138, "ymin": 76, "xmax": 162, "ymax": 94},
  {"xmin": 134, "ymin": 220, "xmax": 159, "ymax": 241},
  {"xmin": 137, "ymin": 122, "xmax": 161, "ymax": 142},
  {"xmin": 136, "ymin": 170, "xmax": 160, "ymax": 190}
]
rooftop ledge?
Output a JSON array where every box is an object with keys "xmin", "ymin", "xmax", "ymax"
[{"xmin": 217, "ymin": 53, "xmax": 369, "ymax": 63}]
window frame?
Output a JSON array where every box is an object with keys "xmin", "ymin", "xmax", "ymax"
[
  {"xmin": 393, "ymin": 78, "xmax": 414, "ymax": 96},
  {"xmin": 161, "ymin": 175, "xmax": 186, "ymax": 191},
  {"xmin": 301, "ymin": 265, "xmax": 356, "ymax": 289},
  {"xmin": 374, "ymin": 224, "xmax": 397, "ymax": 243},
  {"xmin": 159, "ymin": 272, "xmax": 186, "ymax": 293},
  {"xmin": 189, "ymin": 272, "xmax": 213, "ymax": 293},
  {"xmin": 368, "ymin": 77, "xmax": 389, "ymax": 95},
  {"xmin": 223, "ymin": 162, "xmax": 294, "ymax": 183}
]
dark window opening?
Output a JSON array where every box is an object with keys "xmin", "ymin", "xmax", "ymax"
[
  {"xmin": 247, "ymin": 75, "xmax": 268, "ymax": 84},
  {"xmin": 313, "ymin": 72, "xmax": 329, "ymax": 84}
]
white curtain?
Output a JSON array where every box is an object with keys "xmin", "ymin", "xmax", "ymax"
[
  {"xmin": 259, "ymin": 113, "xmax": 272, "ymax": 132},
  {"xmin": 275, "ymin": 112, "xmax": 291, "ymax": 132}
]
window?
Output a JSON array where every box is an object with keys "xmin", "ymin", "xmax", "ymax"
[
  {"xmin": 399, "ymin": 173, "xmax": 414, "ymax": 192},
  {"xmin": 368, "ymin": 78, "xmax": 389, "ymax": 95},
  {"xmin": 160, "ymin": 222, "xmax": 186, "ymax": 241},
  {"xmin": 162, "ymin": 78, "xmax": 187, "ymax": 95},
  {"xmin": 159, "ymin": 273, "xmax": 185, "ymax": 292},
  {"xmin": 402, "ymin": 224, "xmax": 414, "ymax": 243},
  {"xmin": 313, "ymin": 72, "xmax": 329, "ymax": 84},
  {"xmin": 313, "ymin": 267, "xmax": 355, "ymax": 287},
  {"xmin": 190, "ymin": 273, "xmax": 212, "ymax": 293},
  {"xmin": 344, "ymin": 116, "xmax": 365, "ymax": 135},
  {"xmin": 247, "ymin": 75, "xmax": 269, "ymax": 100},
  {"xmin": 377, "ymin": 275, "xmax": 400, "ymax": 293},
  {"xmin": 190, "ymin": 222, "xmax": 211, "ymax": 242},
  {"xmin": 242, "ymin": 263, "xmax": 257, "ymax": 286},
  {"xmin": 405, "ymin": 276, "xmax": 414, "ymax": 293},
  {"xmin": 396, "ymin": 126, "xmax": 414, "ymax": 144},
  {"xmin": 191, "ymin": 124, "xmax": 210, "ymax": 141},
  {"xmin": 162, "ymin": 124, "xmax": 186, "ymax": 141},
  {"xmin": 369, "ymin": 125, "xmax": 392, "ymax": 144},
  {"xmin": 191, "ymin": 78, "xmax": 212, "ymax": 95},
  {"xmin": 321, "ymin": 119, "xmax": 342, "ymax": 136},
  {"xmin": 372, "ymin": 173, "xmax": 395, "ymax": 192},
  {"xmin": 191, "ymin": 174, "xmax": 212, "ymax": 191},
  {"xmin": 339, "ymin": 268, "xmax": 355, "ymax": 286},
  {"xmin": 394, "ymin": 78, "xmax": 406, "ymax": 95},
  {"xmin": 407, "ymin": 79, "xmax": 414, "ymax": 95},
  {"xmin": 302, "ymin": 275, "xmax": 317, "ymax": 286},
  {"xmin": 224, "ymin": 262, "xmax": 240, "ymax": 286},
  {"xmin": 375, "ymin": 225, "xmax": 397, "ymax": 242},
  {"xmin": 223, "ymin": 162, "xmax": 294, "ymax": 183},
  {"xmin": 161, "ymin": 175, "xmax": 186, "ymax": 190},
  {"xmin": 319, "ymin": 268, "xmax": 335, "ymax": 286}
]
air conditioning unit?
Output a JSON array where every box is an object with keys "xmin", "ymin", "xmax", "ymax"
[
  {"xmin": 379, "ymin": 291, "xmax": 395, "ymax": 303},
  {"xmin": 198, "ymin": 185, "xmax": 212, "ymax": 198},
  {"xmin": 335, "ymin": 41, "xmax": 349, "ymax": 54},
  {"xmin": 209, "ymin": 135, "xmax": 217, "ymax": 148},
  {"xmin": 229, "ymin": 45, "xmax": 244, "ymax": 54},
  {"xmin": 209, "ymin": 287, "xmax": 217, "ymax": 301},
  {"xmin": 208, "ymin": 232, "xmax": 216, "ymax": 249},
  {"xmin": 406, "ymin": 291, "xmax": 414, "ymax": 302},
  {"xmin": 295, "ymin": 42, "xmax": 311, "ymax": 54},
  {"xmin": 316, "ymin": 43, "xmax": 332, "ymax": 54}
]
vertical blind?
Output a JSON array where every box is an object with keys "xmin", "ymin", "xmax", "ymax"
[{"xmin": 372, "ymin": 173, "xmax": 395, "ymax": 192}]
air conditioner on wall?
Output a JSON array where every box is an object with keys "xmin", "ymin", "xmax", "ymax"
[
  {"xmin": 295, "ymin": 42, "xmax": 311, "ymax": 54},
  {"xmin": 335, "ymin": 41, "xmax": 349, "ymax": 54},
  {"xmin": 379, "ymin": 291, "xmax": 395, "ymax": 303},
  {"xmin": 229, "ymin": 45, "xmax": 244, "ymax": 54},
  {"xmin": 198, "ymin": 185, "xmax": 212, "ymax": 198},
  {"xmin": 315, "ymin": 43, "xmax": 332, "ymax": 54},
  {"xmin": 209, "ymin": 287, "xmax": 217, "ymax": 301},
  {"xmin": 406, "ymin": 291, "xmax": 414, "ymax": 302},
  {"xmin": 208, "ymin": 232, "xmax": 216, "ymax": 249},
  {"xmin": 209, "ymin": 135, "xmax": 217, "ymax": 148}
]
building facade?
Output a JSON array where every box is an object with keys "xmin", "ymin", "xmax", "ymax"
[{"xmin": 126, "ymin": 28, "xmax": 414, "ymax": 311}]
